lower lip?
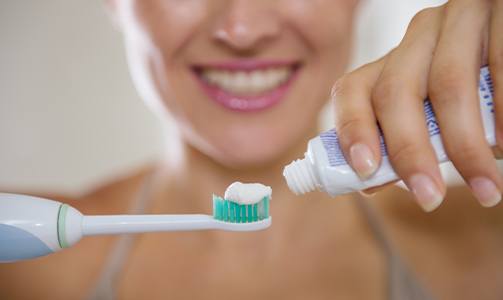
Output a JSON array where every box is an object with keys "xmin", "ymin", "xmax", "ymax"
[{"xmin": 193, "ymin": 69, "xmax": 299, "ymax": 112}]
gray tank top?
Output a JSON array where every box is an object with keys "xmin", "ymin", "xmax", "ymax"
[{"xmin": 87, "ymin": 175, "xmax": 435, "ymax": 300}]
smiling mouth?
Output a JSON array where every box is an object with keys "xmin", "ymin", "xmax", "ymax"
[{"xmin": 192, "ymin": 61, "xmax": 301, "ymax": 112}]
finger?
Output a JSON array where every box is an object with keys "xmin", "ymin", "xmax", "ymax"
[
  {"xmin": 490, "ymin": 0, "xmax": 503, "ymax": 150},
  {"xmin": 429, "ymin": 0, "xmax": 502, "ymax": 207},
  {"xmin": 372, "ymin": 7, "xmax": 446, "ymax": 212},
  {"xmin": 332, "ymin": 58, "xmax": 385, "ymax": 179}
]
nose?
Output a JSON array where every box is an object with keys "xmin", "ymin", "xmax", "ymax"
[{"xmin": 212, "ymin": 0, "xmax": 282, "ymax": 52}]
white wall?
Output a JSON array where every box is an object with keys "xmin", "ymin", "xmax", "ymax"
[
  {"xmin": 0, "ymin": 0, "xmax": 446, "ymax": 197},
  {"xmin": 321, "ymin": 0, "xmax": 447, "ymax": 128},
  {"xmin": 0, "ymin": 1, "xmax": 164, "ymax": 196}
]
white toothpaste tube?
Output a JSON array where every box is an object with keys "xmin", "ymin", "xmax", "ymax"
[{"xmin": 283, "ymin": 66, "xmax": 495, "ymax": 196}]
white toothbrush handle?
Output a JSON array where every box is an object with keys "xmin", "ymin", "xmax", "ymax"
[
  {"xmin": 1, "ymin": 193, "xmax": 271, "ymax": 263},
  {"xmin": 82, "ymin": 214, "xmax": 271, "ymax": 235},
  {"xmin": 0, "ymin": 194, "xmax": 83, "ymax": 262}
]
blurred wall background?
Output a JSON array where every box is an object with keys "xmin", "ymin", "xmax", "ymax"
[{"xmin": 0, "ymin": 0, "xmax": 445, "ymax": 197}]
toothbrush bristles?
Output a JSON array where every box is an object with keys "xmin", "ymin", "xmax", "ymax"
[{"xmin": 212, "ymin": 195, "xmax": 270, "ymax": 223}]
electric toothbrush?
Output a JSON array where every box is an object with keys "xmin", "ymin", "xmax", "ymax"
[{"xmin": 0, "ymin": 189, "xmax": 271, "ymax": 263}]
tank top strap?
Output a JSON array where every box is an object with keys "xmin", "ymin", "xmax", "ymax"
[
  {"xmin": 354, "ymin": 194, "xmax": 436, "ymax": 300},
  {"xmin": 86, "ymin": 169, "xmax": 158, "ymax": 300}
]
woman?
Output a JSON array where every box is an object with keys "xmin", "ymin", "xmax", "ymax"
[{"xmin": 1, "ymin": 0, "xmax": 502, "ymax": 299}]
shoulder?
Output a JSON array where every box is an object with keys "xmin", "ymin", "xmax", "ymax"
[{"xmin": 14, "ymin": 164, "xmax": 157, "ymax": 214}]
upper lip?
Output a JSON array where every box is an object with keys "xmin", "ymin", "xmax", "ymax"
[{"xmin": 192, "ymin": 59, "xmax": 301, "ymax": 72}]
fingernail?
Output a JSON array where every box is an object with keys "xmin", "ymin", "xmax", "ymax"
[
  {"xmin": 350, "ymin": 143, "xmax": 377, "ymax": 179},
  {"xmin": 469, "ymin": 177, "xmax": 502, "ymax": 207},
  {"xmin": 408, "ymin": 174, "xmax": 443, "ymax": 212}
]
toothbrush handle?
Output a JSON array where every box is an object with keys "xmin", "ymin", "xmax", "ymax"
[{"xmin": 82, "ymin": 214, "xmax": 218, "ymax": 235}]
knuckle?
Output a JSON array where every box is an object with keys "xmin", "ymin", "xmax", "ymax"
[
  {"xmin": 388, "ymin": 142, "xmax": 428, "ymax": 167},
  {"xmin": 429, "ymin": 66, "xmax": 467, "ymax": 103},
  {"xmin": 332, "ymin": 60, "xmax": 382, "ymax": 102},
  {"xmin": 371, "ymin": 75, "xmax": 407, "ymax": 112},
  {"xmin": 409, "ymin": 7, "xmax": 439, "ymax": 27},
  {"xmin": 331, "ymin": 74, "xmax": 358, "ymax": 104},
  {"xmin": 334, "ymin": 117, "xmax": 369, "ymax": 148},
  {"xmin": 335, "ymin": 117, "xmax": 363, "ymax": 138}
]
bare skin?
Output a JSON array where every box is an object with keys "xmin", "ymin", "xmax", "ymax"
[
  {"xmin": 0, "ymin": 128, "xmax": 385, "ymax": 300},
  {"xmin": 1, "ymin": 130, "xmax": 503, "ymax": 299},
  {"xmin": 2, "ymin": 1, "xmax": 503, "ymax": 299}
]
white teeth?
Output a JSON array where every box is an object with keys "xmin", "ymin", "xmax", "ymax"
[
  {"xmin": 234, "ymin": 72, "xmax": 248, "ymax": 90},
  {"xmin": 201, "ymin": 67, "xmax": 293, "ymax": 95}
]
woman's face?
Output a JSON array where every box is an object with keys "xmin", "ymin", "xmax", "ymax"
[{"xmin": 115, "ymin": 0, "xmax": 358, "ymax": 168}]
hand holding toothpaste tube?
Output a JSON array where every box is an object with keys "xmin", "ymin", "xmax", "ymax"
[{"xmin": 330, "ymin": 1, "xmax": 503, "ymax": 211}]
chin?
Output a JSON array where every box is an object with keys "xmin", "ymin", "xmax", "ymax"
[
  {"xmin": 199, "ymin": 127, "xmax": 305, "ymax": 170},
  {"xmin": 212, "ymin": 147, "xmax": 287, "ymax": 170}
]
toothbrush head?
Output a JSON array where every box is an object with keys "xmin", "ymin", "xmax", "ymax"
[{"xmin": 212, "ymin": 195, "xmax": 271, "ymax": 226}]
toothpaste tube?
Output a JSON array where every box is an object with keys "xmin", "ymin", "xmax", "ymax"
[{"xmin": 283, "ymin": 66, "xmax": 495, "ymax": 196}]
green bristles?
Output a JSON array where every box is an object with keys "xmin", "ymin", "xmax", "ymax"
[{"xmin": 213, "ymin": 195, "xmax": 270, "ymax": 223}]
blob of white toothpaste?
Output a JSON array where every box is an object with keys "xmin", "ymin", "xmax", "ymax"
[{"xmin": 224, "ymin": 182, "xmax": 272, "ymax": 205}]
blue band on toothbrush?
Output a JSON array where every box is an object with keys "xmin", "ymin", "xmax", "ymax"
[{"xmin": 57, "ymin": 204, "xmax": 69, "ymax": 248}]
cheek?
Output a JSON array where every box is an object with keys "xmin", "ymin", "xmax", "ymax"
[
  {"xmin": 130, "ymin": 0, "xmax": 209, "ymax": 60},
  {"xmin": 124, "ymin": 0, "xmax": 214, "ymax": 120},
  {"xmin": 283, "ymin": 0, "xmax": 358, "ymax": 50},
  {"xmin": 284, "ymin": 0, "xmax": 357, "ymax": 101}
]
